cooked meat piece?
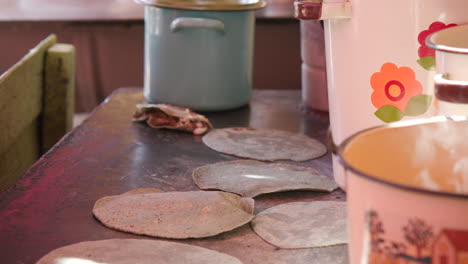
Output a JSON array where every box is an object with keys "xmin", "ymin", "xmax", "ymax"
[{"xmin": 132, "ymin": 104, "xmax": 213, "ymax": 135}]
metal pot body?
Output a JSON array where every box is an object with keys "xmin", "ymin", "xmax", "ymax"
[
  {"xmin": 295, "ymin": 0, "xmax": 468, "ymax": 190},
  {"xmin": 144, "ymin": 6, "xmax": 255, "ymax": 111},
  {"xmin": 427, "ymin": 24, "xmax": 468, "ymax": 115},
  {"xmin": 300, "ymin": 20, "xmax": 328, "ymax": 112},
  {"xmin": 338, "ymin": 116, "xmax": 468, "ymax": 264}
]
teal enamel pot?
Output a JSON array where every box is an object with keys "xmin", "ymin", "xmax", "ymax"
[{"xmin": 137, "ymin": 0, "xmax": 266, "ymax": 111}]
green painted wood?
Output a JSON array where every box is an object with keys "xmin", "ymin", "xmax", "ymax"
[
  {"xmin": 0, "ymin": 34, "xmax": 76, "ymax": 191},
  {"xmin": 0, "ymin": 34, "xmax": 57, "ymax": 156},
  {"xmin": 0, "ymin": 120, "xmax": 39, "ymax": 191},
  {"xmin": 42, "ymin": 43, "xmax": 75, "ymax": 153}
]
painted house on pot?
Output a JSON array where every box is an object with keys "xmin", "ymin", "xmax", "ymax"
[{"xmin": 432, "ymin": 229, "xmax": 468, "ymax": 264}]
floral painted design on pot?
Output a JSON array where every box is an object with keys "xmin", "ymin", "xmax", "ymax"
[
  {"xmin": 364, "ymin": 209, "xmax": 468, "ymax": 264},
  {"xmin": 417, "ymin": 22, "xmax": 458, "ymax": 71},
  {"xmin": 371, "ymin": 63, "xmax": 432, "ymax": 123}
]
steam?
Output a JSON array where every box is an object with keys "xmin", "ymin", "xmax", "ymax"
[
  {"xmin": 453, "ymin": 157, "xmax": 468, "ymax": 193},
  {"xmin": 418, "ymin": 169, "xmax": 439, "ymax": 191},
  {"xmin": 413, "ymin": 119, "xmax": 468, "ymax": 194}
]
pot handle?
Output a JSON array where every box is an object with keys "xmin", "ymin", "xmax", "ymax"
[
  {"xmin": 170, "ymin": 17, "xmax": 225, "ymax": 34},
  {"xmin": 327, "ymin": 126, "xmax": 338, "ymax": 155},
  {"xmin": 434, "ymin": 73, "xmax": 468, "ymax": 104},
  {"xmin": 327, "ymin": 127, "xmax": 348, "ymax": 190},
  {"xmin": 294, "ymin": 0, "xmax": 351, "ymax": 20}
]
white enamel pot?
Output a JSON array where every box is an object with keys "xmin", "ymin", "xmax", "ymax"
[
  {"xmin": 338, "ymin": 116, "xmax": 468, "ymax": 264},
  {"xmin": 295, "ymin": 0, "xmax": 468, "ymax": 190},
  {"xmin": 427, "ymin": 24, "xmax": 468, "ymax": 116}
]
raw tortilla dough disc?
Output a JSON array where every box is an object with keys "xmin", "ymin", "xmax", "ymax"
[
  {"xmin": 202, "ymin": 127, "xmax": 327, "ymax": 161},
  {"xmin": 251, "ymin": 201, "xmax": 347, "ymax": 249},
  {"xmin": 36, "ymin": 239, "xmax": 243, "ymax": 264},
  {"xmin": 193, "ymin": 160, "xmax": 337, "ymax": 197},
  {"xmin": 93, "ymin": 189, "xmax": 254, "ymax": 239}
]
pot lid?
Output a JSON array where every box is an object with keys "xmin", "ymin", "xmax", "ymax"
[{"xmin": 135, "ymin": 0, "xmax": 266, "ymax": 11}]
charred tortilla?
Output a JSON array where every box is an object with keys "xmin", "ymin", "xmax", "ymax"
[{"xmin": 133, "ymin": 104, "xmax": 213, "ymax": 135}]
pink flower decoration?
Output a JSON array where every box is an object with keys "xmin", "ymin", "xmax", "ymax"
[{"xmin": 417, "ymin": 22, "xmax": 457, "ymax": 58}]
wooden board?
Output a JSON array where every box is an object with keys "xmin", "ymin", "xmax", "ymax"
[
  {"xmin": 42, "ymin": 43, "xmax": 75, "ymax": 153},
  {"xmin": 0, "ymin": 34, "xmax": 56, "ymax": 155},
  {"xmin": 0, "ymin": 35, "xmax": 57, "ymax": 191}
]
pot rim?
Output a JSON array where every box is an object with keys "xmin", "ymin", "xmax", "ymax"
[
  {"xmin": 426, "ymin": 24, "xmax": 468, "ymax": 55},
  {"xmin": 135, "ymin": 0, "xmax": 266, "ymax": 11},
  {"xmin": 336, "ymin": 115, "xmax": 468, "ymax": 200}
]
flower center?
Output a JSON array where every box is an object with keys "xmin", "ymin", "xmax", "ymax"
[{"xmin": 385, "ymin": 80, "xmax": 405, "ymax": 101}]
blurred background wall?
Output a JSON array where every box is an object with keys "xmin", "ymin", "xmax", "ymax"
[{"xmin": 0, "ymin": 0, "xmax": 301, "ymax": 112}]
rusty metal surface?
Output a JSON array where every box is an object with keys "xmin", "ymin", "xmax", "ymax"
[{"xmin": 0, "ymin": 88, "xmax": 347, "ymax": 264}]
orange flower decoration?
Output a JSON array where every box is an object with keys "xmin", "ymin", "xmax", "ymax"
[{"xmin": 371, "ymin": 63, "xmax": 423, "ymax": 112}]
